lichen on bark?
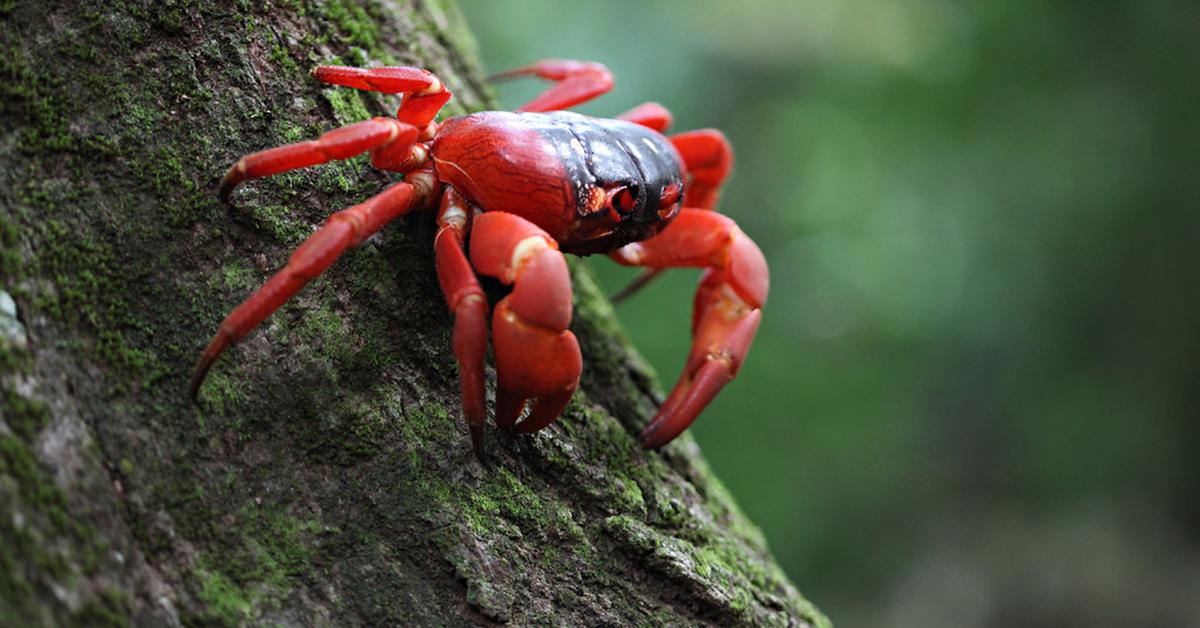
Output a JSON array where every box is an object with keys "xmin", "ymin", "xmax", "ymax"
[{"xmin": 0, "ymin": 1, "xmax": 829, "ymax": 626}]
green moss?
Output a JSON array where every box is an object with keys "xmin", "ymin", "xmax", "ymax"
[
  {"xmin": 192, "ymin": 503, "xmax": 327, "ymax": 624},
  {"xmin": 0, "ymin": 434, "xmax": 129, "ymax": 624},
  {"xmin": 272, "ymin": 116, "xmax": 312, "ymax": 144},
  {"xmin": 603, "ymin": 514, "xmax": 761, "ymax": 623},
  {"xmin": 195, "ymin": 369, "xmax": 249, "ymax": 419},
  {"xmin": 297, "ymin": 301, "xmax": 354, "ymax": 363},
  {"xmin": 25, "ymin": 214, "xmax": 163, "ymax": 393},
  {"xmin": 0, "ymin": 215, "xmax": 21, "ymax": 280},
  {"xmin": 150, "ymin": 0, "xmax": 193, "ymax": 34},
  {"xmin": 480, "ymin": 468, "xmax": 551, "ymax": 526},
  {"xmin": 2, "ymin": 388, "xmax": 50, "ymax": 442},
  {"xmin": 315, "ymin": 0, "xmax": 382, "ymax": 54},
  {"xmin": 288, "ymin": 382, "xmax": 437, "ymax": 466},
  {"xmin": 268, "ymin": 38, "xmax": 300, "ymax": 75},
  {"xmin": 218, "ymin": 260, "xmax": 256, "ymax": 292},
  {"xmin": 1, "ymin": 437, "xmax": 71, "ymax": 534},
  {"xmin": 323, "ymin": 87, "xmax": 372, "ymax": 125},
  {"xmin": 0, "ymin": 516, "xmax": 37, "ymax": 619},
  {"xmin": 615, "ymin": 476, "xmax": 646, "ymax": 514},
  {"xmin": 198, "ymin": 571, "xmax": 253, "ymax": 624},
  {"xmin": 249, "ymin": 202, "xmax": 311, "ymax": 244},
  {"xmin": 73, "ymin": 589, "xmax": 130, "ymax": 628},
  {"xmin": 0, "ymin": 342, "xmax": 31, "ymax": 375},
  {"xmin": 401, "ymin": 403, "xmax": 452, "ymax": 442}
]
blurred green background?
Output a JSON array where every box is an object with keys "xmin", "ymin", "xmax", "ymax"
[{"xmin": 461, "ymin": 1, "xmax": 1199, "ymax": 626}]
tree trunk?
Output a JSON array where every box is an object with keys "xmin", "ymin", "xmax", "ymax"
[{"xmin": 0, "ymin": 1, "xmax": 828, "ymax": 625}]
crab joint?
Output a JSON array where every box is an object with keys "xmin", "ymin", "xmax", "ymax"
[
  {"xmin": 612, "ymin": 242, "xmax": 644, "ymax": 265},
  {"xmin": 419, "ymin": 75, "xmax": 444, "ymax": 95},
  {"xmin": 406, "ymin": 170, "xmax": 437, "ymax": 198}
]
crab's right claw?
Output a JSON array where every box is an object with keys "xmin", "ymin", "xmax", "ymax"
[{"xmin": 469, "ymin": 212, "xmax": 582, "ymax": 434}]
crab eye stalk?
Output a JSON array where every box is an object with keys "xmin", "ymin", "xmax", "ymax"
[
  {"xmin": 654, "ymin": 182, "xmax": 682, "ymax": 219},
  {"xmin": 658, "ymin": 182, "xmax": 681, "ymax": 209}
]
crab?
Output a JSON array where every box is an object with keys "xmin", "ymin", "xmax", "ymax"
[{"xmin": 190, "ymin": 59, "xmax": 768, "ymax": 457}]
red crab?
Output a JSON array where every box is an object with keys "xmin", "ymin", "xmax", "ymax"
[{"xmin": 191, "ymin": 59, "xmax": 768, "ymax": 456}]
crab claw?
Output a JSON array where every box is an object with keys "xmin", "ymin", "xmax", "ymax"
[
  {"xmin": 470, "ymin": 212, "xmax": 582, "ymax": 434},
  {"xmin": 611, "ymin": 209, "xmax": 768, "ymax": 448},
  {"xmin": 492, "ymin": 298, "xmax": 581, "ymax": 433},
  {"xmin": 640, "ymin": 280, "xmax": 762, "ymax": 448}
]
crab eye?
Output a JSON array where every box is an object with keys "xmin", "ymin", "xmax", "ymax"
[
  {"xmin": 658, "ymin": 183, "xmax": 681, "ymax": 208},
  {"xmin": 609, "ymin": 184, "xmax": 640, "ymax": 214}
]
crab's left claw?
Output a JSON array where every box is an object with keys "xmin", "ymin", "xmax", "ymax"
[{"xmin": 612, "ymin": 209, "xmax": 768, "ymax": 448}]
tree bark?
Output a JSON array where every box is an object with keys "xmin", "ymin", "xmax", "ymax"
[{"xmin": 0, "ymin": 1, "xmax": 828, "ymax": 625}]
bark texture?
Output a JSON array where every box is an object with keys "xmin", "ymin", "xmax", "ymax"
[{"xmin": 0, "ymin": 1, "xmax": 829, "ymax": 625}]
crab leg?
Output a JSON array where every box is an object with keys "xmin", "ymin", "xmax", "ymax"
[
  {"xmin": 219, "ymin": 117, "xmax": 419, "ymax": 201},
  {"xmin": 433, "ymin": 188, "xmax": 489, "ymax": 457},
  {"xmin": 311, "ymin": 65, "xmax": 453, "ymax": 128},
  {"xmin": 611, "ymin": 128, "xmax": 735, "ymax": 303},
  {"xmin": 611, "ymin": 209, "xmax": 768, "ymax": 449},
  {"xmin": 469, "ymin": 212, "xmax": 582, "ymax": 433},
  {"xmin": 618, "ymin": 102, "xmax": 673, "ymax": 133},
  {"xmin": 491, "ymin": 59, "xmax": 614, "ymax": 113},
  {"xmin": 671, "ymin": 130, "xmax": 734, "ymax": 211},
  {"xmin": 191, "ymin": 174, "xmax": 438, "ymax": 398}
]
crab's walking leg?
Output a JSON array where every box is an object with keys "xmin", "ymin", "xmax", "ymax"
[
  {"xmin": 433, "ymin": 188, "xmax": 489, "ymax": 457},
  {"xmin": 611, "ymin": 209, "xmax": 768, "ymax": 449},
  {"xmin": 611, "ymin": 128, "xmax": 735, "ymax": 303},
  {"xmin": 671, "ymin": 130, "xmax": 734, "ymax": 211},
  {"xmin": 191, "ymin": 174, "xmax": 438, "ymax": 398},
  {"xmin": 311, "ymin": 65, "xmax": 453, "ymax": 128},
  {"xmin": 618, "ymin": 102, "xmax": 674, "ymax": 133},
  {"xmin": 469, "ymin": 212, "xmax": 582, "ymax": 433},
  {"xmin": 219, "ymin": 117, "xmax": 419, "ymax": 201},
  {"xmin": 490, "ymin": 59, "xmax": 614, "ymax": 113}
]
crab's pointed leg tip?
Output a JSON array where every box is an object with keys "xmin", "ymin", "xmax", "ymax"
[
  {"xmin": 637, "ymin": 426, "xmax": 659, "ymax": 450},
  {"xmin": 217, "ymin": 180, "xmax": 236, "ymax": 204},
  {"xmin": 187, "ymin": 374, "xmax": 203, "ymax": 403},
  {"xmin": 469, "ymin": 423, "xmax": 487, "ymax": 463},
  {"xmin": 188, "ymin": 354, "xmax": 216, "ymax": 403},
  {"xmin": 218, "ymin": 161, "xmax": 249, "ymax": 204}
]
